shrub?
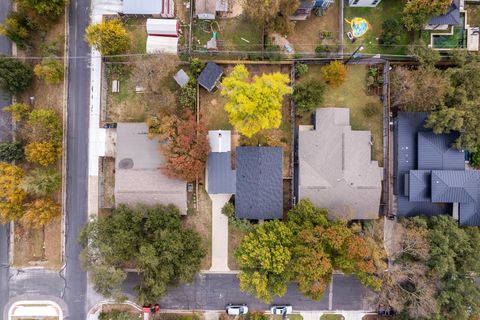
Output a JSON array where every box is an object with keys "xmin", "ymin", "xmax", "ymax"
[
  {"xmin": 470, "ymin": 146, "xmax": 480, "ymax": 168},
  {"xmin": 3, "ymin": 102, "xmax": 30, "ymax": 121},
  {"xmin": 379, "ymin": 19, "xmax": 404, "ymax": 46},
  {"xmin": 21, "ymin": 167, "xmax": 61, "ymax": 197},
  {"xmin": 294, "ymin": 63, "xmax": 308, "ymax": 78},
  {"xmin": 363, "ymin": 102, "xmax": 381, "ymax": 118},
  {"xmin": 408, "ymin": 41, "xmax": 441, "ymax": 67},
  {"xmin": 320, "ymin": 61, "xmax": 347, "ymax": 87},
  {"xmin": 190, "ymin": 58, "xmax": 205, "ymax": 77},
  {"xmin": 221, "ymin": 202, "xmax": 235, "ymax": 219},
  {"xmin": 178, "ymin": 81, "xmax": 197, "ymax": 113},
  {"xmin": 25, "ymin": 142, "xmax": 62, "ymax": 166},
  {"xmin": 85, "ymin": 19, "xmax": 130, "ymax": 56},
  {"xmin": 0, "ymin": 142, "xmax": 24, "ymax": 162},
  {"xmin": 22, "ymin": 198, "xmax": 61, "ymax": 229},
  {"xmin": 34, "ymin": 59, "xmax": 64, "ymax": 85},
  {"xmin": 0, "ymin": 56, "xmax": 34, "ymax": 95},
  {"xmin": 26, "ymin": 108, "xmax": 62, "ymax": 143},
  {"xmin": 0, "ymin": 10, "xmax": 35, "ymax": 49},
  {"xmin": 292, "ymin": 80, "xmax": 325, "ymax": 114}
]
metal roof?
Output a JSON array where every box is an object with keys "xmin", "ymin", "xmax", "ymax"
[
  {"xmin": 123, "ymin": 0, "xmax": 168, "ymax": 15},
  {"xmin": 235, "ymin": 147, "xmax": 283, "ymax": 220},
  {"xmin": 409, "ymin": 170, "xmax": 431, "ymax": 202},
  {"xmin": 207, "ymin": 152, "xmax": 236, "ymax": 194},
  {"xmin": 431, "ymin": 170, "xmax": 478, "ymax": 203},
  {"xmin": 427, "ymin": 0, "xmax": 461, "ymax": 26},
  {"xmin": 198, "ymin": 62, "xmax": 223, "ymax": 92},
  {"xmin": 418, "ymin": 132, "xmax": 464, "ymax": 170},
  {"xmin": 173, "ymin": 69, "xmax": 190, "ymax": 88}
]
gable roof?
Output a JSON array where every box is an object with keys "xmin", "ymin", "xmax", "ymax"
[
  {"xmin": 299, "ymin": 108, "xmax": 382, "ymax": 220},
  {"xmin": 236, "ymin": 147, "xmax": 283, "ymax": 220},
  {"xmin": 427, "ymin": 0, "xmax": 461, "ymax": 26},
  {"xmin": 198, "ymin": 62, "xmax": 223, "ymax": 92}
]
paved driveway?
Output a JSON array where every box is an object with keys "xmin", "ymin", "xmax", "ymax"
[{"xmin": 209, "ymin": 194, "xmax": 231, "ymax": 272}]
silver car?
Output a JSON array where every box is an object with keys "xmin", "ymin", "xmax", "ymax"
[
  {"xmin": 226, "ymin": 304, "xmax": 249, "ymax": 315},
  {"xmin": 270, "ymin": 305, "xmax": 293, "ymax": 315}
]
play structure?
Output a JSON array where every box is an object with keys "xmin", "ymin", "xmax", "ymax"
[{"xmin": 345, "ymin": 17, "xmax": 370, "ymax": 38}]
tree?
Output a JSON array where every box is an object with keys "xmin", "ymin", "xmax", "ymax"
[
  {"xmin": 149, "ymin": 110, "xmax": 210, "ymax": 181},
  {"xmin": 390, "ymin": 66, "xmax": 451, "ymax": 111},
  {"xmin": 379, "ymin": 19, "xmax": 404, "ymax": 46},
  {"xmin": 22, "ymin": 198, "xmax": 61, "ymax": 228},
  {"xmin": 80, "ymin": 205, "xmax": 205, "ymax": 303},
  {"xmin": 292, "ymin": 80, "xmax": 325, "ymax": 115},
  {"xmin": 130, "ymin": 55, "xmax": 179, "ymax": 114},
  {"xmin": 34, "ymin": 58, "xmax": 64, "ymax": 85},
  {"xmin": 89, "ymin": 264, "xmax": 127, "ymax": 300},
  {"xmin": 25, "ymin": 142, "xmax": 62, "ymax": 166},
  {"xmin": 190, "ymin": 58, "xmax": 205, "ymax": 77},
  {"xmin": 0, "ymin": 10, "xmax": 35, "ymax": 48},
  {"xmin": 3, "ymin": 102, "xmax": 30, "ymax": 121},
  {"xmin": 0, "ymin": 56, "xmax": 34, "ymax": 95},
  {"xmin": 402, "ymin": 0, "xmax": 452, "ymax": 31},
  {"xmin": 21, "ymin": 167, "xmax": 61, "ymax": 197},
  {"xmin": 320, "ymin": 61, "xmax": 347, "ymax": 87},
  {"xmin": 243, "ymin": 0, "xmax": 299, "ymax": 35},
  {"xmin": 408, "ymin": 41, "xmax": 441, "ymax": 67},
  {"xmin": 25, "ymin": 108, "xmax": 62, "ymax": 143},
  {"xmin": 221, "ymin": 64, "xmax": 292, "ymax": 137},
  {"xmin": 0, "ymin": 142, "xmax": 24, "ymax": 162},
  {"xmin": 235, "ymin": 220, "xmax": 294, "ymax": 303},
  {"xmin": 85, "ymin": 19, "xmax": 130, "ymax": 56},
  {"xmin": 0, "ymin": 163, "xmax": 25, "ymax": 222},
  {"xmin": 18, "ymin": 0, "xmax": 66, "ymax": 19},
  {"xmin": 294, "ymin": 63, "xmax": 308, "ymax": 78}
]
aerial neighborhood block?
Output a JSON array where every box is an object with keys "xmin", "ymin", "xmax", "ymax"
[
  {"xmin": 114, "ymin": 123, "xmax": 187, "ymax": 214},
  {"xmin": 298, "ymin": 108, "xmax": 382, "ymax": 220}
]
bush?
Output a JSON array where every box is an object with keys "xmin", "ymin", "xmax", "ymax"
[
  {"xmin": 408, "ymin": 41, "xmax": 441, "ymax": 67},
  {"xmin": 320, "ymin": 61, "xmax": 347, "ymax": 87},
  {"xmin": 21, "ymin": 167, "xmax": 61, "ymax": 197},
  {"xmin": 3, "ymin": 102, "xmax": 30, "ymax": 121},
  {"xmin": 0, "ymin": 10, "xmax": 35, "ymax": 49},
  {"xmin": 292, "ymin": 80, "xmax": 325, "ymax": 114},
  {"xmin": 221, "ymin": 202, "xmax": 253, "ymax": 232},
  {"xmin": 222, "ymin": 202, "xmax": 235, "ymax": 219},
  {"xmin": 294, "ymin": 63, "xmax": 308, "ymax": 78},
  {"xmin": 0, "ymin": 56, "xmax": 34, "ymax": 96},
  {"xmin": 85, "ymin": 19, "xmax": 130, "ymax": 56},
  {"xmin": 34, "ymin": 58, "xmax": 64, "ymax": 85},
  {"xmin": 0, "ymin": 142, "xmax": 24, "ymax": 162},
  {"xmin": 190, "ymin": 58, "xmax": 205, "ymax": 77},
  {"xmin": 25, "ymin": 142, "xmax": 62, "ymax": 166},
  {"xmin": 26, "ymin": 108, "xmax": 62, "ymax": 143},
  {"xmin": 363, "ymin": 102, "xmax": 381, "ymax": 118},
  {"xmin": 379, "ymin": 19, "xmax": 404, "ymax": 46},
  {"xmin": 178, "ymin": 81, "xmax": 196, "ymax": 113},
  {"xmin": 470, "ymin": 146, "xmax": 480, "ymax": 168}
]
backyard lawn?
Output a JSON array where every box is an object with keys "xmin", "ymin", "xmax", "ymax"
[
  {"xmin": 298, "ymin": 64, "xmax": 384, "ymax": 164},
  {"xmin": 123, "ymin": 18, "xmax": 147, "ymax": 54},
  {"xmin": 193, "ymin": 16, "xmax": 263, "ymax": 52},
  {"xmin": 344, "ymin": 0, "xmax": 410, "ymax": 55}
]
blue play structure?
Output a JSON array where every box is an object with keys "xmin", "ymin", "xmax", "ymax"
[{"xmin": 314, "ymin": 0, "xmax": 333, "ymax": 8}]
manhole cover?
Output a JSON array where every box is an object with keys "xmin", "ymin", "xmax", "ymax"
[{"xmin": 119, "ymin": 158, "xmax": 134, "ymax": 169}]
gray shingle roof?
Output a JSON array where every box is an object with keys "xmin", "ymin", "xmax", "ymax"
[
  {"xmin": 428, "ymin": 0, "xmax": 461, "ymax": 26},
  {"xmin": 207, "ymin": 152, "xmax": 236, "ymax": 194},
  {"xmin": 198, "ymin": 62, "xmax": 223, "ymax": 92},
  {"xmin": 235, "ymin": 146, "xmax": 283, "ymax": 220}
]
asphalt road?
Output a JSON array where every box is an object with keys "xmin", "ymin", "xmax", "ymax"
[
  {"xmin": 0, "ymin": 0, "xmax": 12, "ymax": 315},
  {"xmin": 123, "ymin": 273, "xmax": 374, "ymax": 312},
  {"xmin": 63, "ymin": 0, "xmax": 91, "ymax": 318}
]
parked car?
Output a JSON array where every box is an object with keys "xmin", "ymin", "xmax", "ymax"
[
  {"xmin": 103, "ymin": 122, "xmax": 117, "ymax": 129},
  {"xmin": 226, "ymin": 304, "xmax": 249, "ymax": 315},
  {"xmin": 270, "ymin": 305, "xmax": 293, "ymax": 315}
]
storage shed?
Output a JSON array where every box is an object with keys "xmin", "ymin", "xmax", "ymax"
[
  {"xmin": 123, "ymin": 0, "xmax": 174, "ymax": 17},
  {"xmin": 146, "ymin": 19, "xmax": 180, "ymax": 37},
  {"xmin": 198, "ymin": 62, "xmax": 223, "ymax": 92},
  {"xmin": 146, "ymin": 36, "xmax": 179, "ymax": 54}
]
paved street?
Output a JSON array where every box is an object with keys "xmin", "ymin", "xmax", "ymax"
[
  {"xmin": 123, "ymin": 273, "xmax": 375, "ymax": 312},
  {"xmin": 64, "ymin": 0, "xmax": 91, "ymax": 318}
]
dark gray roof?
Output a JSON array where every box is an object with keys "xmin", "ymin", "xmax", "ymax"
[
  {"xmin": 428, "ymin": 0, "xmax": 461, "ymax": 26},
  {"xmin": 460, "ymin": 202, "xmax": 480, "ymax": 226},
  {"xmin": 418, "ymin": 132, "xmax": 464, "ymax": 170},
  {"xmin": 207, "ymin": 152, "xmax": 236, "ymax": 194},
  {"xmin": 431, "ymin": 170, "xmax": 479, "ymax": 203},
  {"xmin": 235, "ymin": 147, "xmax": 283, "ymax": 220},
  {"xmin": 198, "ymin": 62, "xmax": 223, "ymax": 92},
  {"xmin": 409, "ymin": 170, "xmax": 431, "ymax": 202}
]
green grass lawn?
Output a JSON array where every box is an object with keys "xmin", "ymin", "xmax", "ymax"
[
  {"xmin": 124, "ymin": 18, "xmax": 147, "ymax": 54},
  {"xmin": 320, "ymin": 315, "xmax": 344, "ymax": 320},
  {"xmin": 193, "ymin": 16, "xmax": 263, "ymax": 51},
  {"xmin": 299, "ymin": 64, "xmax": 383, "ymax": 164},
  {"xmin": 344, "ymin": 0, "xmax": 410, "ymax": 55}
]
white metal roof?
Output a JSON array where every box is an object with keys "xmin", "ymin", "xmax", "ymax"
[
  {"xmin": 146, "ymin": 19, "xmax": 179, "ymax": 36},
  {"xmin": 146, "ymin": 36, "xmax": 178, "ymax": 54},
  {"xmin": 208, "ymin": 130, "xmax": 231, "ymax": 153}
]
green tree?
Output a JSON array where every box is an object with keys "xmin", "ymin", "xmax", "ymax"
[
  {"xmin": 3, "ymin": 102, "xmax": 30, "ymax": 121},
  {"xmin": 190, "ymin": 58, "xmax": 205, "ymax": 77},
  {"xmin": 221, "ymin": 64, "xmax": 292, "ymax": 137},
  {"xmin": 294, "ymin": 63, "xmax": 308, "ymax": 78},
  {"xmin": 21, "ymin": 167, "xmax": 61, "ymax": 197},
  {"xmin": 0, "ymin": 56, "xmax": 34, "ymax": 95},
  {"xmin": 0, "ymin": 10, "xmax": 35, "ymax": 48},
  {"xmin": 235, "ymin": 220, "xmax": 294, "ymax": 303},
  {"xmin": 0, "ymin": 142, "xmax": 24, "ymax": 162},
  {"xmin": 26, "ymin": 108, "xmax": 62, "ymax": 143},
  {"xmin": 321, "ymin": 61, "xmax": 347, "ymax": 87},
  {"xmin": 408, "ymin": 40, "xmax": 441, "ymax": 67},
  {"xmin": 85, "ymin": 19, "xmax": 130, "ymax": 56},
  {"xmin": 18, "ymin": 0, "xmax": 67, "ymax": 19},
  {"xmin": 402, "ymin": 0, "xmax": 452, "ymax": 31},
  {"xmin": 379, "ymin": 19, "xmax": 404, "ymax": 46},
  {"xmin": 292, "ymin": 80, "xmax": 325, "ymax": 115},
  {"xmin": 34, "ymin": 58, "xmax": 64, "ymax": 85},
  {"xmin": 89, "ymin": 264, "xmax": 127, "ymax": 299},
  {"xmin": 0, "ymin": 163, "xmax": 25, "ymax": 222}
]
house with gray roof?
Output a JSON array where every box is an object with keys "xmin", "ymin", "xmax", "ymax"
[
  {"xmin": 426, "ymin": 0, "xmax": 461, "ymax": 29},
  {"xmin": 115, "ymin": 123, "xmax": 187, "ymax": 214},
  {"xmin": 298, "ymin": 108, "xmax": 382, "ymax": 220},
  {"xmin": 206, "ymin": 130, "xmax": 236, "ymax": 195},
  {"xmin": 394, "ymin": 112, "xmax": 480, "ymax": 226}
]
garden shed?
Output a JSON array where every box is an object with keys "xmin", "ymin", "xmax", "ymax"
[
  {"xmin": 146, "ymin": 19, "xmax": 180, "ymax": 37},
  {"xmin": 198, "ymin": 62, "xmax": 223, "ymax": 92},
  {"xmin": 146, "ymin": 36, "xmax": 179, "ymax": 54}
]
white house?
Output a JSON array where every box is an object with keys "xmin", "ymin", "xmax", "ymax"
[{"xmin": 348, "ymin": 0, "xmax": 381, "ymax": 7}]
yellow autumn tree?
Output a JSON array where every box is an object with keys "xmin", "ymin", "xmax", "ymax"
[
  {"xmin": 22, "ymin": 198, "xmax": 61, "ymax": 229},
  {"xmin": 321, "ymin": 61, "xmax": 347, "ymax": 87},
  {"xmin": 221, "ymin": 64, "xmax": 292, "ymax": 138},
  {"xmin": 0, "ymin": 162, "xmax": 25, "ymax": 222},
  {"xmin": 25, "ymin": 142, "xmax": 62, "ymax": 166},
  {"xmin": 85, "ymin": 19, "xmax": 130, "ymax": 56},
  {"xmin": 34, "ymin": 59, "xmax": 64, "ymax": 85}
]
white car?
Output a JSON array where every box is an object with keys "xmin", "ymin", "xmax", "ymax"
[
  {"xmin": 270, "ymin": 305, "xmax": 293, "ymax": 315},
  {"xmin": 226, "ymin": 304, "xmax": 249, "ymax": 315}
]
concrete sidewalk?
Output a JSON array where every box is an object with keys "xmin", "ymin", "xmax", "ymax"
[{"xmin": 209, "ymin": 194, "xmax": 231, "ymax": 272}]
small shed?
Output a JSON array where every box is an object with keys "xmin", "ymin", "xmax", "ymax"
[
  {"xmin": 198, "ymin": 62, "xmax": 223, "ymax": 92},
  {"xmin": 146, "ymin": 36, "xmax": 178, "ymax": 54},
  {"xmin": 146, "ymin": 19, "xmax": 180, "ymax": 37},
  {"xmin": 173, "ymin": 69, "xmax": 190, "ymax": 87}
]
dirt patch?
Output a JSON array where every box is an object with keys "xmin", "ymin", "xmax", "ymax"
[
  {"xmin": 199, "ymin": 89, "xmax": 231, "ymax": 130},
  {"xmin": 289, "ymin": 0, "xmax": 340, "ymax": 53},
  {"xmin": 228, "ymin": 226, "xmax": 246, "ymax": 270},
  {"xmin": 99, "ymin": 157, "xmax": 115, "ymax": 209},
  {"xmin": 184, "ymin": 187, "xmax": 212, "ymax": 270}
]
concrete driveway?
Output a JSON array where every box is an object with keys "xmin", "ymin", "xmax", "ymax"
[{"xmin": 209, "ymin": 194, "xmax": 232, "ymax": 272}]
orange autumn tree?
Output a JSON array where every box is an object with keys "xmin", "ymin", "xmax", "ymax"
[
  {"xmin": 22, "ymin": 198, "xmax": 61, "ymax": 229},
  {"xmin": 149, "ymin": 110, "xmax": 210, "ymax": 181},
  {"xmin": 0, "ymin": 162, "xmax": 25, "ymax": 222}
]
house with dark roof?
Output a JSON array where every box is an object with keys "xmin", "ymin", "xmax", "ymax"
[
  {"xmin": 298, "ymin": 108, "xmax": 382, "ymax": 220},
  {"xmin": 198, "ymin": 62, "xmax": 223, "ymax": 92},
  {"xmin": 426, "ymin": 0, "xmax": 461, "ymax": 30},
  {"xmin": 394, "ymin": 112, "xmax": 480, "ymax": 226},
  {"xmin": 206, "ymin": 130, "xmax": 236, "ymax": 195}
]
